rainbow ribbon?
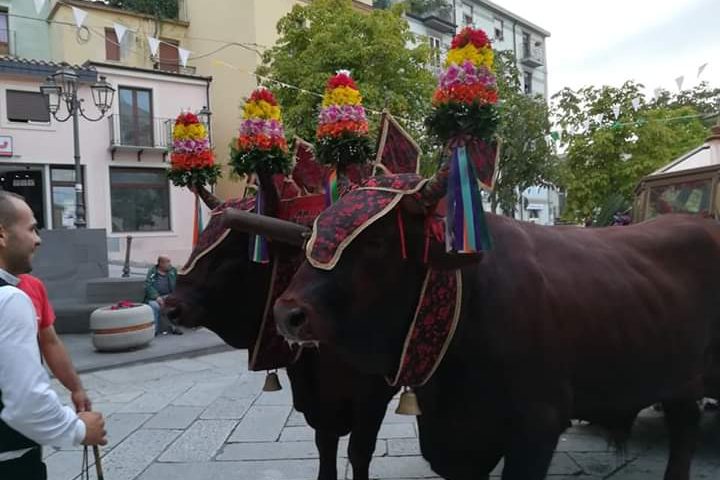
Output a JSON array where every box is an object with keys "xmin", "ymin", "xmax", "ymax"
[
  {"xmin": 446, "ymin": 144, "xmax": 492, "ymax": 253},
  {"xmin": 323, "ymin": 168, "xmax": 339, "ymax": 207},
  {"xmin": 250, "ymin": 187, "xmax": 270, "ymax": 263}
]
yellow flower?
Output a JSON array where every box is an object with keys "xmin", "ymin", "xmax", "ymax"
[
  {"xmin": 445, "ymin": 44, "xmax": 494, "ymax": 70},
  {"xmin": 172, "ymin": 124, "xmax": 187, "ymax": 140},
  {"xmin": 242, "ymin": 100, "xmax": 282, "ymax": 121},
  {"xmin": 186, "ymin": 123, "xmax": 206, "ymax": 139},
  {"xmin": 322, "ymin": 86, "xmax": 361, "ymax": 107}
]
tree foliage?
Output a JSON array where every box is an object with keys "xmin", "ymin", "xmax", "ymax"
[
  {"xmin": 106, "ymin": 0, "xmax": 178, "ymax": 19},
  {"xmin": 491, "ymin": 51, "xmax": 557, "ymax": 215},
  {"xmin": 650, "ymin": 82, "xmax": 720, "ymax": 127},
  {"xmin": 257, "ymin": 0, "xmax": 435, "ymax": 148},
  {"xmin": 552, "ymin": 81, "xmax": 709, "ymax": 223}
]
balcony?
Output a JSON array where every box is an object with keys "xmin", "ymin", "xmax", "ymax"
[
  {"xmin": 108, "ymin": 114, "xmax": 173, "ymax": 161},
  {"xmin": 406, "ymin": 2, "xmax": 455, "ymax": 34},
  {"xmin": 0, "ymin": 29, "xmax": 16, "ymax": 57},
  {"xmin": 521, "ymin": 44, "xmax": 545, "ymax": 68},
  {"xmin": 152, "ymin": 62, "xmax": 197, "ymax": 75}
]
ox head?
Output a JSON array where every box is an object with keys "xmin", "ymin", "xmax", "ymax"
[
  {"xmin": 164, "ymin": 198, "xmax": 309, "ymax": 349},
  {"xmin": 272, "ymin": 172, "xmax": 482, "ymax": 375}
]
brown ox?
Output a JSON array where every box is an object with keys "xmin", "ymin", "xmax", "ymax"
[
  {"xmin": 164, "ymin": 189, "xmax": 397, "ymax": 480},
  {"xmin": 270, "ymin": 175, "xmax": 720, "ymax": 480}
]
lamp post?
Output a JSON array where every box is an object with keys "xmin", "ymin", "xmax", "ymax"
[{"xmin": 40, "ymin": 65, "xmax": 115, "ymax": 228}]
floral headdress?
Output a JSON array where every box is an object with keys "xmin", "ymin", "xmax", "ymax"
[
  {"xmin": 315, "ymin": 70, "xmax": 373, "ymax": 170},
  {"xmin": 230, "ymin": 87, "xmax": 290, "ymax": 176},
  {"xmin": 168, "ymin": 111, "xmax": 221, "ymax": 188}
]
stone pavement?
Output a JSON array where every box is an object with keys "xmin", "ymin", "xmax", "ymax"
[{"xmin": 45, "ymin": 350, "xmax": 720, "ymax": 480}]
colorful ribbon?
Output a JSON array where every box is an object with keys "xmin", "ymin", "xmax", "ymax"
[
  {"xmin": 323, "ymin": 168, "xmax": 340, "ymax": 207},
  {"xmin": 446, "ymin": 144, "xmax": 492, "ymax": 253},
  {"xmin": 250, "ymin": 186, "xmax": 270, "ymax": 263}
]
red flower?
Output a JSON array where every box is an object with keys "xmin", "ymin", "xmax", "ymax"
[
  {"xmin": 316, "ymin": 119, "xmax": 368, "ymax": 138},
  {"xmin": 249, "ymin": 88, "xmax": 278, "ymax": 106},
  {"xmin": 175, "ymin": 112, "xmax": 200, "ymax": 126},
  {"xmin": 432, "ymin": 83, "xmax": 498, "ymax": 106},
  {"xmin": 327, "ymin": 73, "xmax": 358, "ymax": 91},
  {"xmin": 451, "ymin": 27, "xmax": 490, "ymax": 49}
]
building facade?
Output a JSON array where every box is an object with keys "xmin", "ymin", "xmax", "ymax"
[
  {"xmin": 399, "ymin": 0, "xmax": 549, "ymax": 98},
  {"xmin": 0, "ymin": 0, "xmax": 211, "ymax": 264}
]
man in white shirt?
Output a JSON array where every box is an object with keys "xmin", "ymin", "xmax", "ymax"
[{"xmin": 0, "ymin": 192, "xmax": 107, "ymax": 479}]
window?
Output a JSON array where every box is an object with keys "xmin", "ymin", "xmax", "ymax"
[
  {"xmin": 523, "ymin": 71, "xmax": 533, "ymax": 95},
  {"xmin": 50, "ymin": 167, "xmax": 85, "ymax": 229},
  {"xmin": 158, "ymin": 38, "xmax": 179, "ymax": 72},
  {"xmin": 110, "ymin": 168, "xmax": 170, "ymax": 232},
  {"xmin": 6, "ymin": 90, "xmax": 50, "ymax": 123},
  {"xmin": 0, "ymin": 9, "xmax": 8, "ymax": 55},
  {"xmin": 493, "ymin": 18, "xmax": 504, "ymax": 40},
  {"xmin": 522, "ymin": 31, "xmax": 531, "ymax": 58},
  {"xmin": 105, "ymin": 28, "xmax": 120, "ymax": 61},
  {"xmin": 428, "ymin": 36, "xmax": 442, "ymax": 67},
  {"xmin": 647, "ymin": 179, "xmax": 712, "ymax": 218},
  {"xmin": 462, "ymin": 3, "xmax": 473, "ymax": 26},
  {"xmin": 118, "ymin": 87, "xmax": 153, "ymax": 147}
]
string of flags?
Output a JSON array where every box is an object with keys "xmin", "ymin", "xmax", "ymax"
[{"xmin": 35, "ymin": 1, "xmax": 196, "ymax": 68}]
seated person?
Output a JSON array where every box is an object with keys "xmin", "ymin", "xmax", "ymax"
[{"xmin": 144, "ymin": 255, "xmax": 181, "ymax": 335}]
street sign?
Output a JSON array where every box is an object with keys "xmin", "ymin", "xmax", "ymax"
[{"xmin": 0, "ymin": 136, "xmax": 12, "ymax": 157}]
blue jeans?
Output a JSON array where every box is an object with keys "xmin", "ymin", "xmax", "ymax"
[{"xmin": 148, "ymin": 300, "xmax": 161, "ymax": 334}]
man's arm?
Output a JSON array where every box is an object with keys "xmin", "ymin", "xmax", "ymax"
[
  {"xmin": 0, "ymin": 291, "xmax": 85, "ymax": 447},
  {"xmin": 38, "ymin": 325, "xmax": 90, "ymax": 412},
  {"xmin": 144, "ymin": 268, "xmax": 159, "ymax": 301}
]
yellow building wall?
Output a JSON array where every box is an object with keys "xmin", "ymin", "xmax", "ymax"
[
  {"xmin": 184, "ymin": 0, "xmax": 307, "ymax": 200},
  {"xmin": 48, "ymin": 1, "xmax": 188, "ymax": 69}
]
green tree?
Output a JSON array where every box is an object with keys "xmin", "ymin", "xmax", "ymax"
[
  {"xmin": 553, "ymin": 81, "xmax": 708, "ymax": 223},
  {"xmin": 257, "ymin": 0, "xmax": 435, "ymax": 146},
  {"xmin": 106, "ymin": 0, "xmax": 178, "ymax": 19},
  {"xmin": 650, "ymin": 81, "xmax": 720, "ymax": 127},
  {"xmin": 491, "ymin": 51, "xmax": 557, "ymax": 215}
]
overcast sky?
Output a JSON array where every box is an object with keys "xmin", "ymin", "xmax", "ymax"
[{"xmin": 496, "ymin": 0, "xmax": 720, "ymax": 98}]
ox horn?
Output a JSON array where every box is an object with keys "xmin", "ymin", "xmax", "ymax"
[
  {"xmin": 195, "ymin": 185, "xmax": 222, "ymax": 210},
  {"xmin": 401, "ymin": 160, "xmax": 451, "ymax": 215},
  {"xmin": 222, "ymin": 208, "xmax": 310, "ymax": 247}
]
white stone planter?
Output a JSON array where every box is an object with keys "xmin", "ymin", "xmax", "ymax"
[{"xmin": 90, "ymin": 304, "xmax": 154, "ymax": 352}]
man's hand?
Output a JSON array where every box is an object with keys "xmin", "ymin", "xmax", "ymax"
[
  {"xmin": 79, "ymin": 411, "xmax": 107, "ymax": 446},
  {"xmin": 157, "ymin": 296, "xmax": 166, "ymax": 307},
  {"xmin": 71, "ymin": 389, "xmax": 92, "ymax": 413}
]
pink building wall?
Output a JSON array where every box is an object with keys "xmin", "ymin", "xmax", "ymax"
[{"xmin": 0, "ymin": 64, "xmax": 213, "ymax": 267}]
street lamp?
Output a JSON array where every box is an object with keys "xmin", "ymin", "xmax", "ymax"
[{"xmin": 40, "ymin": 66, "xmax": 115, "ymax": 228}]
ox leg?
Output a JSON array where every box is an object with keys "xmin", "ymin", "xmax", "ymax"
[
  {"xmin": 347, "ymin": 403, "xmax": 387, "ymax": 480},
  {"xmin": 315, "ymin": 429, "xmax": 340, "ymax": 480},
  {"xmin": 662, "ymin": 398, "xmax": 701, "ymax": 480},
  {"xmin": 501, "ymin": 402, "xmax": 568, "ymax": 480}
]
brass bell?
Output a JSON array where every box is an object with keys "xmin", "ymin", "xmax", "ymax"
[
  {"xmin": 262, "ymin": 370, "xmax": 282, "ymax": 392},
  {"xmin": 395, "ymin": 387, "xmax": 421, "ymax": 416}
]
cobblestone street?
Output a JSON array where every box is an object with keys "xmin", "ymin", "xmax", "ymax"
[{"xmin": 45, "ymin": 350, "xmax": 720, "ymax": 480}]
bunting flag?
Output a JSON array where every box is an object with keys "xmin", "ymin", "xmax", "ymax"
[
  {"xmin": 612, "ymin": 105, "xmax": 621, "ymax": 119},
  {"xmin": 697, "ymin": 63, "xmax": 708, "ymax": 79},
  {"xmin": 71, "ymin": 6, "xmax": 87, "ymax": 29},
  {"xmin": 593, "ymin": 114, "xmax": 603, "ymax": 124},
  {"xmin": 147, "ymin": 36, "xmax": 160, "ymax": 57},
  {"xmin": 675, "ymin": 76, "xmax": 684, "ymax": 91},
  {"xmin": 178, "ymin": 47, "xmax": 191, "ymax": 67},
  {"xmin": 113, "ymin": 23, "xmax": 128, "ymax": 44},
  {"xmin": 631, "ymin": 98, "xmax": 641, "ymax": 112},
  {"xmin": 34, "ymin": 0, "xmax": 46, "ymax": 15}
]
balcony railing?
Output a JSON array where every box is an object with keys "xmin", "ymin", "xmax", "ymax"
[
  {"xmin": 521, "ymin": 44, "xmax": 545, "ymax": 68},
  {"xmin": 407, "ymin": 2, "xmax": 455, "ymax": 34},
  {"xmin": 109, "ymin": 114, "xmax": 174, "ymax": 160},
  {"xmin": 152, "ymin": 62, "xmax": 197, "ymax": 75},
  {"xmin": 0, "ymin": 29, "xmax": 16, "ymax": 56}
]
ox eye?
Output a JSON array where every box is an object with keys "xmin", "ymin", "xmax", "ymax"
[{"xmin": 363, "ymin": 237, "xmax": 388, "ymax": 258}]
